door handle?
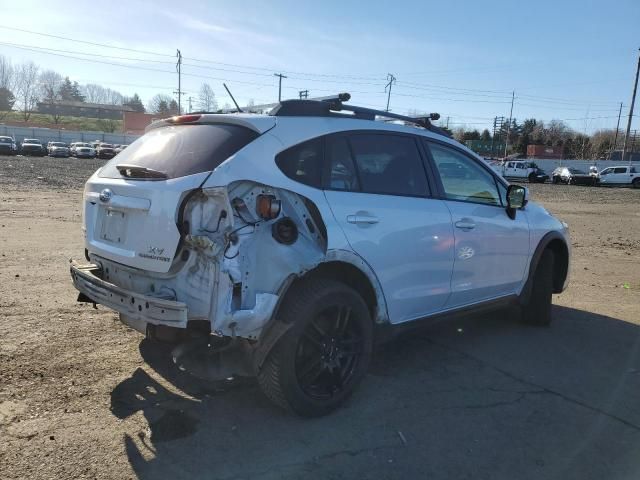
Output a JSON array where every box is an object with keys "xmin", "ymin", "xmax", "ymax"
[
  {"xmin": 347, "ymin": 214, "xmax": 379, "ymax": 225},
  {"xmin": 455, "ymin": 219, "xmax": 476, "ymax": 230}
]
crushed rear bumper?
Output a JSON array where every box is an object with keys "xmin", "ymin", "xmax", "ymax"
[{"xmin": 70, "ymin": 262, "xmax": 188, "ymax": 331}]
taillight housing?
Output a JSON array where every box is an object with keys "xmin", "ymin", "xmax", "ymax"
[{"xmin": 256, "ymin": 194, "xmax": 281, "ymax": 220}]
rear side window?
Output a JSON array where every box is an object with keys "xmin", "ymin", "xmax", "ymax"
[
  {"xmin": 99, "ymin": 124, "xmax": 258, "ymax": 180},
  {"xmin": 326, "ymin": 136, "xmax": 360, "ymax": 191},
  {"xmin": 613, "ymin": 167, "xmax": 628, "ymax": 174},
  {"xmin": 275, "ymin": 138, "xmax": 323, "ymax": 188},
  {"xmin": 348, "ymin": 134, "xmax": 429, "ymax": 196}
]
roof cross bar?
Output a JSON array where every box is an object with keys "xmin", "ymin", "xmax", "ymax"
[{"xmin": 270, "ymin": 94, "xmax": 451, "ymax": 137}]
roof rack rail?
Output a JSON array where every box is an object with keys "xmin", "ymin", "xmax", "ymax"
[{"xmin": 269, "ymin": 93, "xmax": 451, "ymax": 138}]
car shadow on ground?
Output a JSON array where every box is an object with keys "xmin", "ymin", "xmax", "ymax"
[{"xmin": 111, "ymin": 305, "xmax": 640, "ymax": 480}]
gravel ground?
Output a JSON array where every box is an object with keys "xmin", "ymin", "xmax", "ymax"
[{"xmin": 1, "ymin": 154, "xmax": 639, "ymax": 480}]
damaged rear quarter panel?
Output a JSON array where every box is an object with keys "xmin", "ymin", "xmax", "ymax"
[{"xmin": 194, "ymin": 133, "xmax": 389, "ymax": 338}]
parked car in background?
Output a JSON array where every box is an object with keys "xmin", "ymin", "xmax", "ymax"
[
  {"xmin": 73, "ymin": 142, "xmax": 97, "ymax": 159},
  {"xmin": 71, "ymin": 100, "xmax": 571, "ymax": 416},
  {"xmin": 598, "ymin": 165, "xmax": 640, "ymax": 188},
  {"xmin": 47, "ymin": 141, "xmax": 70, "ymax": 158},
  {"xmin": 551, "ymin": 167, "xmax": 597, "ymax": 186},
  {"xmin": 114, "ymin": 144, "xmax": 128, "ymax": 154},
  {"xmin": 0, "ymin": 136, "xmax": 17, "ymax": 155},
  {"xmin": 95, "ymin": 143, "xmax": 116, "ymax": 159},
  {"xmin": 501, "ymin": 161, "xmax": 549, "ymax": 183},
  {"xmin": 20, "ymin": 138, "xmax": 46, "ymax": 156}
]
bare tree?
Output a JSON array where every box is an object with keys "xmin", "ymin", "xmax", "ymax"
[
  {"xmin": 39, "ymin": 70, "xmax": 63, "ymax": 100},
  {"xmin": 198, "ymin": 83, "xmax": 217, "ymax": 111},
  {"xmin": 104, "ymin": 88, "xmax": 123, "ymax": 105},
  {"xmin": 147, "ymin": 93, "xmax": 174, "ymax": 114},
  {"xmin": 0, "ymin": 55, "xmax": 14, "ymax": 90},
  {"xmin": 82, "ymin": 83, "xmax": 107, "ymax": 104},
  {"xmin": 16, "ymin": 61, "xmax": 39, "ymax": 122},
  {"xmin": 0, "ymin": 55, "xmax": 15, "ymax": 120}
]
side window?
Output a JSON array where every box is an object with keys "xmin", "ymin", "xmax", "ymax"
[
  {"xmin": 613, "ymin": 167, "xmax": 628, "ymax": 174},
  {"xmin": 325, "ymin": 136, "xmax": 360, "ymax": 191},
  {"xmin": 600, "ymin": 168, "xmax": 612, "ymax": 175},
  {"xmin": 275, "ymin": 137, "xmax": 323, "ymax": 188},
  {"xmin": 426, "ymin": 142, "xmax": 502, "ymax": 206},
  {"xmin": 348, "ymin": 134, "xmax": 429, "ymax": 196}
]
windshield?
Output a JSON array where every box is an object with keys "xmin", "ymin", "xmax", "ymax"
[
  {"xmin": 24, "ymin": 139, "xmax": 40, "ymax": 144},
  {"xmin": 569, "ymin": 168, "xmax": 585, "ymax": 174},
  {"xmin": 100, "ymin": 144, "xmax": 114, "ymax": 148},
  {"xmin": 51, "ymin": 142, "xmax": 66, "ymax": 147},
  {"xmin": 99, "ymin": 124, "xmax": 259, "ymax": 180}
]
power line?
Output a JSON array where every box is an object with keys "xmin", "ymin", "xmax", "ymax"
[
  {"xmin": 0, "ymin": 25, "xmax": 172, "ymax": 58},
  {"xmin": 0, "ymin": 25, "xmax": 387, "ymax": 82}
]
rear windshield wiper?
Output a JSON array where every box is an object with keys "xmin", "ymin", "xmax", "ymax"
[{"xmin": 116, "ymin": 164, "xmax": 168, "ymax": 180}]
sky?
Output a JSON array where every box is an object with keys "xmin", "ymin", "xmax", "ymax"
[{"xmin": 1, "ymin": 0, "xmax": 639, "ymax": 133}]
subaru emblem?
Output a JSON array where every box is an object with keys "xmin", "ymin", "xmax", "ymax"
[{"xmin": 99, "ymin": 188, "xmax": 113, "ymax": 203}]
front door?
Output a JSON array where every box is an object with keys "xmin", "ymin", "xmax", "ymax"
[
  {"xmin": 323, "ymin": 133, "xmax": 455, "ymax": 323},
  {"xmin": 424, "ymin": 140, "xmax": 530, "ymax": 308}
]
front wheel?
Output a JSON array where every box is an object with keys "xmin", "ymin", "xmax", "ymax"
[
  {"xmin": 633, "ymin": 178, "xmax": 640, "ymax": 189},
  {"xmin": 521, "ymin": 249, "xmax": 555, "ymax": 326},
  {"xmin": 258, "ymin": 278, "xmax": 373, "ymax": 417}
]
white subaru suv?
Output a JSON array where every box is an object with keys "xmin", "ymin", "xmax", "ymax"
[{"xmin": 71, "ymin": 95, "xmax": 570, "ymax": 416}]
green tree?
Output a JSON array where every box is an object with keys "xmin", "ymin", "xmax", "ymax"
[
  {"xmin": 70, "ymin": 81, "xmax": 85, "ymax": 102},
  {"xmin": 462, "ymin": 129, "xmax": 480, "ymax": 141},
  {"xmin": 480, "ymin": 129, "xmax": 491, "ymax": 141},
  {"xmin": 0, "ymin": 87, "xmax": 15, "ymax": 110},
  {"xmin": 168, "ymin": 99, "xmax": 179, "ymax": 115},
  {"xmin": 124, "ymin": 93, "xmax": 145, "ymax": 112}
]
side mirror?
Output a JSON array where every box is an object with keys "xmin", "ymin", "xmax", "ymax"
[{"xmin": 506, "ymin": 185, "xmax": 527, "ymax": 219}]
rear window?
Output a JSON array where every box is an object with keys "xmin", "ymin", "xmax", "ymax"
[{"xmin": 99, "ymin": 124, "xmax": 258, "ymax": 180}]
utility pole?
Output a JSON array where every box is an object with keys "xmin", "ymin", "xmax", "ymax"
[
  {"xmin": 299, "ymin": 90, "xmax": 309, "ymax": 99},
  {"xmin": 622, "ymin": 48, "xmax": 640, "ymax": 163},
  {"xmin": 385, "ymin": 73, "xmax": 396, "ymax": 112},
  {"xmin": 176, "ymin": 49, "xmax": 183, "ymax": 114},
  {"xmin": 188, "ymin": 96, "xmax": 193, "ymax": 113},
  {"xmin": 504, "ymin": 90, "xmax": 515, "ymax": 158},
  {"xmin": 609, "ymin": 101, "xmax": 624, "ymax": 160},
  {"xmin": 274, "ymin": 73, "xmax": 287, "ymax": 102},
  {"xmin": 491, "ymin": 116, "xmax": 505, "ymax": 159}
]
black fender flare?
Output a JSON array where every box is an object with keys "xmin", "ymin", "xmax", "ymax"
[{"xmin": 519, "ymin": 231, "xmax": 569, "ymax": 304}]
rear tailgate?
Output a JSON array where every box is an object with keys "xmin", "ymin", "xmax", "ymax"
[
  {"xmin": 84, "ymin": 172, "xmax": 209, "ymax": 273},
  {"xmin": 84, "ymin": 119, "xmax": 272, "ymax": 273}
]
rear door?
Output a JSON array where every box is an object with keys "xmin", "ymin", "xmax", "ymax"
[
  {"xmin": 323, "ymin": 132, "xmax": 455, "ymax": 323},
  {"xmin": 423, "ymin": 140, "xmax": 530, "ymax": 308},
  {"xmin": 85, "ymin": 123, "xmax": 260, "ymax": 273}
]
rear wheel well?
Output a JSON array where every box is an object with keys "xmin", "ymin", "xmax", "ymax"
[
  {"xmin": 545, "ymin": 239, "xmax": 569, "ymax": 292},
  {"xmin": 288, "ymin": 262, "xmax": 378, "ymax": 321}
]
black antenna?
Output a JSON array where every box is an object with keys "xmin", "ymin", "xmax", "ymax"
[{"xmin": 223, "ymin": 83, "xmax": 243, "ymax": 113}]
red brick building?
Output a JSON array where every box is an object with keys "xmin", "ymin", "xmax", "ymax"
[
  {"xmin": 123, "ymin": 112, "xmax": 166, "ymax": 135},
  {"xmin": 527, "ymin": 144, "xmax": 564, "ymax": 159}
]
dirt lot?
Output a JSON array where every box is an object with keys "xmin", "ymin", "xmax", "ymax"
[{"xmin": 1, "ymin": 155, "xmax": 639, "ymax": 480}]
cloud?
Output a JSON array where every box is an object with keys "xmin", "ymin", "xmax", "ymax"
[{"xmin": 158, "ymin": 10, "xmax": 281, "ymax": 46}]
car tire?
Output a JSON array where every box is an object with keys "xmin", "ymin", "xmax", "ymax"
[
  {"xmin": 633, "ymin": 178, "xmax": 640, "ymax": 189},
  {"xmin": 528, "ymin": 173, "xmax": 537, "ymax": 183},
  {"xmin": 522, "ymin": 249, "xmax": 555, "ymax": 326},
  {"xmin": 257, "ymin": 277, "xmax": 373, "ymax": 417},
  {"xmin": 552, "ymin": 176, "xmax": 560, "ymax": 184}
]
